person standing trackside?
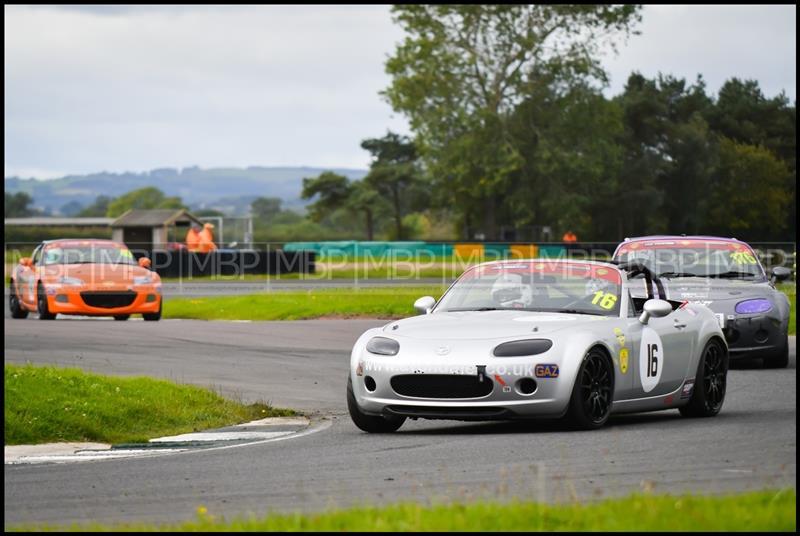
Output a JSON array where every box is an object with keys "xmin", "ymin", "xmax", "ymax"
[
  {"xmin": 185, "ymin": 224, "xmax": 201, "ymax": 252},
  {"xmin": 198, "ymin": 223, "xmax": 217, "ymax": 253},
  {"xmin": 562, "ymin": 230, "xmax": 578, "ymax": 254}
]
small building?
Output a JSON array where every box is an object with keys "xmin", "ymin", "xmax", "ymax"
[{"xmin": 110, "ymin": 209, "xmax": 203, "ymax": 253}]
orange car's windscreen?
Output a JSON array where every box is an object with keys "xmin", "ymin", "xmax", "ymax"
[{"xmin": 42, "ymin": 243, "xmax": 137, "ymax": 266}]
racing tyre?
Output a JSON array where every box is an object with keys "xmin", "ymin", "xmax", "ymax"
[
  {"xmin": 142, "ymin": 301, "xmax": 162, "ymax": 321},
  {"xmin": 566, "ymin": 347, "xmax": 613, "ymax": 430},
  {"xmin": 762, "ymin": 335, "xmax": 789, "ymax": 369},
  {"xmin": 347, "ymin": 376, "xmax": 405, "ymax": 433},
  {"xmin": 9, "ymin": 281, "xmax": 29, "ymax": 319},
  {"xmin": 680, "ymin": 339, "xmax": 727, "ymax": 418},
  {"xmin": 37, "ymin": 283, "xmax": 56, "ymax": 320},
  {"xmin": 114, "ymin": 315, "xmax": 131, "ymax": 321}
]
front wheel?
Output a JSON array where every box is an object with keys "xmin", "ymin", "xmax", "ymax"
[
  {"xmin": 37, "ymin": 283, "xmax": 56, "ymax": 320},
  {"xmin": 142, "ymin": 300, "xmax": 162, "ymax": 321},
  {"xmin": 347, "ymin": 376, "xmax": 405, "ymax": 433},
  {"xmin": 680, "ymin": 339, "xmax": 728, "ymax": 418},
  {"xmin": 9, "ymin": 281, "xmax": 29, "ymax": 319},
  {"xmin": 762, "ymin": 335, "xmax": 789, "ymax": 369},
  {"xmin": 565, "ymin": 347, "xmax": 613, "ymax": 430}
]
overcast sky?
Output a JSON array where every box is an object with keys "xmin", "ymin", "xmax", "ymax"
[{"xmin": 4, "ymin": 4, "xmax": 796, "ymax": 179}]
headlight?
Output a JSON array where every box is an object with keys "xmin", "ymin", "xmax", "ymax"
[
  {"xmin": 366, "ymin": 337, "xmax": 400, "ymax": 356},
  {"xmin": 59, "ymin": 276, "xmax": 84, "ymax": 285},
  {"xmin": 133, "ymin": 275, "xmax": 153, "ymax": 285},
  {"xmin": 734, "ymin": 298, "xmax": 772, "ymax": 314},
  {"xmin": 493, "ymin": 339, "xmax": 553, "ymax": 357}
]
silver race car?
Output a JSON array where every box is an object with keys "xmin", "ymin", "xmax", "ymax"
[
  {"xmin": 347, "ymin": 259, "xmax": 728, "ymax": 432},
  {"xmin": 613, "ymin": 236, "xmax": 792, "ymax": 368}
]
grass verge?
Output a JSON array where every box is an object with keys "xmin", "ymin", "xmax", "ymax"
[
  {"xmin": 778, "ymin": 282, "xmax": 796, "ymax": 335},
  {"xmin": 4, "ymin": 364, "xmax": 295, "ymax": 445},
  {"xmin": 163, "ymin": 286, "xmax": 448, "ymax": 321},
  {"xmin": 11, "ymin": 489, "xmax": 795, "ymax": 531}
]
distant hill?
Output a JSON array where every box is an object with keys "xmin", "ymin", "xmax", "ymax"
[{"xmin": 4, "ymin": 166, "xmax": 368, "ymax": 215}]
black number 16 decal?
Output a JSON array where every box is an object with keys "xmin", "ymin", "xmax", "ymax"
[{"xmin": 647, "ymin": 343, "xmax": 659, "ymax": 377}]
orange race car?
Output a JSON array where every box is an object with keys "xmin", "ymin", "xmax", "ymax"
[{"xmin": 9, "ymin": 239, "xmax": 162, "ymax": 321}]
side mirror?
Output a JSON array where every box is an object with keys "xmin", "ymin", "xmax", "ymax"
[
  {"xmin": 138, "ymin": 257, "xmax": 152, "ymax": 269},
  {"xmin": 639, "ymin": 299, "xmax": 673, "ymax": 325},
  {"xmin": 771, "ymin": 266, "xmax": 792, "ymax": 282},
  {"xmin": 19, "ymin": 257, "xmax": 33, "ymax": 267},
  {"xmin": 414, "ymin": 296, "xmax": 436, "ymax": 315}
]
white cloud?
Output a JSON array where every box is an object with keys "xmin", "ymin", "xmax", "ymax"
[{"xmin": 4, "ymin": 5, "xmax": 796, "ymax": 179}]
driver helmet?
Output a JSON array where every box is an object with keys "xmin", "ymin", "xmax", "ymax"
[
  {"xmin": 584, "ymin": 277, "xmax": 614, "ymax": 296},
  {"xmin": 491, "ymin": 272, "xmax": 533, "ymax": 308}
]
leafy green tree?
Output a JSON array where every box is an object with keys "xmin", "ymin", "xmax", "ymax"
[
  {"xmin": 613, "ymin": 73, "xmax": 715, "ymax": 236},
  {"xmin": 707, "ymin": 138, "xmax": 792, "ymax": 240},
  {"xmin": 250, "ymin": 197, "xmax": 283, "ymax": 224},
  {"xmin": 301, "ymin": 172, "xmax": 353, "ymax": 222},
  {"xmin": 707, "ymin": 78, "xmax": 796, "ymax": 238},
  {"xmin": 361, "ymin": 132, "xmax": 423, "ymax": 239},
  {"xmin": 384, "ymin": 5, "xmax": 642, "ymax": 239},
  {"xmin": 78, "ymin": 195, "xmax": 113, "ymax": 217},
  {"xmin": 106, "ymin": 187, "xmax": 184, "ymax": 217},
  {"xmin": 5, "ymin": 192, "xmax": 35, "ymax": 217}
]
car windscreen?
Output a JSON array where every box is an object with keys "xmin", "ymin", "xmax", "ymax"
[
  {"xmin": 42, "ymin": 243, "xmax": 138, "ymax": 266},
  {"xmin": 436, "ymin": 262, "xmax": 622, "ymax": 317},
  {"xmin": 615, "ymin": 240, "xmax": 765, "ymax": 281}
]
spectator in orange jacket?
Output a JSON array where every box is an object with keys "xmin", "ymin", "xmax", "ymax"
[
  {"xmin": 562, "ymin": 230, "xmax": 578, "ymax": 243},
  {"xmin": 198, "ymin": 223, "xmax": 217, "ymax": 253},
  {"xmin": 185, "ymin": 225, "xmax": 201, "ymax": 252}
]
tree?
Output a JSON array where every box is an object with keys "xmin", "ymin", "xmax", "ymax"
[
  {"xmin": 301, "ymin": 171, "xmax": 387, "ymax": 240},
  {"xmin": 707, "ymin": 79, "xmax": 796, "ymax": 238},
  {"xmin": 361, "ymin": 132, "xmax": 423, "ymax": 239},
  {"xmin": 5, "ymin": 192, "xmax": 35, "ymax": 218},
  {"xmin": 301, "ymin": 172, "xmax": 352, "ymax": 222},
  {"xmin": 706, "ymin": 138, "xmax": 792, "ymax": 240},
  {"xmin": 384, "ymin": 5, "xmax": 641, "ymax": 239},
  {"xmin": 78, "ymin": 195, "xmax": 113, "ymax": 217},
  {"xmin": 106, "ymin": 187, "xmax": 184, "ymax": 217},
  {"xmin": 250, "ymin": 197, "xmax": 283, "ymax": 224}
]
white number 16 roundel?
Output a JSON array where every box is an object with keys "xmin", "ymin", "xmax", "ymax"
[{"xmin": 639, "ymin": 328, "xmax": 664, "ymax": 393}]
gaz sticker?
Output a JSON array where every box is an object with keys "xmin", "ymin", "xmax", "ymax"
[
  {"xmin": 619, "ymin": 348, "xmax": 629, "ymax": 374},
  {"xmin": 535, "ymin": 364, "xmax": 559, "ymax": 378},
  {"xmin": 715, "ymin": 313, "xmax": 725, "ymax": 329},
  {"xmin": 639, "ymin": 328, "xmax": 664, "ymax": 393}
]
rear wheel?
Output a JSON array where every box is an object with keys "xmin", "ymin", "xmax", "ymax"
[
  {"xmin": 9, "ymin": 281, "xmax": 29, "ymax": 319},
  {"xmin": 566, "ymin": 347, "xmax": 613, "ymax": 430},
  {"xmin": 762, "ymin": 335, "xmax": 789, "ymax": 369},
  {"xmin": 680, "ymin": 339, "xmax": 727, "ymax": 418},
  {"xmin": 143, "ymin": 301, "xmax": 162, "ymax": 321},
  {"xmin": 347, "ymin": 376, "xmax": 405, "ymax": 433},
  {"xmin": 37, "ymin": 283, "xmax": 56, "ymax": 320},
  {"xmin": 114, "ymin": 315, "xmax": 131, "ymax": 321}
]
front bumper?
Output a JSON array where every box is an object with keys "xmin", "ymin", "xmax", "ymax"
[
  {"xmin": 352, "ymin": 357, "xmax": 572, "ymax": 420},
  {"xmin": 721, "ymin": 314, "xmax": 785, "ymax": 359},
  {"xmin": 45, "ymin": 287, "xmax": 162, "ymax": 316}
]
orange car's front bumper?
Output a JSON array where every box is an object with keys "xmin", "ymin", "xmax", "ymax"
[{"xmin": 44, "ymin": 286, "xmax": 162, "ymax": 316}]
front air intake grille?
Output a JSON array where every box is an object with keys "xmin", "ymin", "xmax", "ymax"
[
  {"xmin": 390, "ymin": 374, "xmax": 494, "ymax": 399},
  {"xmin": 80, "ymin": 291, "xmax": 137, "ymax": 309}
]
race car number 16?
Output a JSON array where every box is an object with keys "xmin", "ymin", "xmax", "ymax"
[{"xmin": 639, "ymin": 328, "xmax": 664, "ymax": 393}]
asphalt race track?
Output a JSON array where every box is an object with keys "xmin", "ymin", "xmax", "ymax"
[{"xmin": 4, "ymin": 316, "xmax": 797, "ymax": 527}]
